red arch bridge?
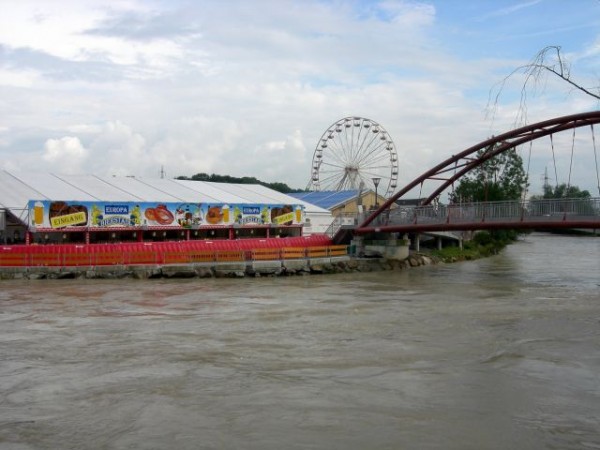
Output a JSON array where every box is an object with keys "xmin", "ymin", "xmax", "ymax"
[
  {"xmin": 331, "ymin": 111, "xmax": 600, "ymax": 243},
  {"xmin": 354, "ymin": 197, "xmax": 600, "ymax": 234}
]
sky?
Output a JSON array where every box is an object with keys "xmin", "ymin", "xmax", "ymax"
[{"xmin": 1, "ymin": 0, "xmax": 599, "ymax": 200}]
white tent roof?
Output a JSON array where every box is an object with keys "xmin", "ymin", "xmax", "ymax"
[
  {"xmin": 173, "ymin": 179, "xmax": 249, "ymax": 203},
  {"xmin": 0, "ymin": 170, "xmax": 330, "ymax": 222}
]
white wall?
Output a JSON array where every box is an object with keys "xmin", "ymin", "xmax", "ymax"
[{"xmin": 302, "ymin": 212, "xmax": 333, "ymax": 235}]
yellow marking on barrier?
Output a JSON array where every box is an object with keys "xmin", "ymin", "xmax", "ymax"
[
  {"xmin": 306, "ymin": 246, "xmax": 329, "ymax": 258},
  {"xmin": 282, "ymin": 247, "xmax": 306, "ymax": 259},
  {"xmin": 126, "ymin": 251, "xmax": 158, "ymax": 265},
  {"xmin": 215, "ymin": 250, "xmax": 245, "ymax": 262},
  {"xmin": 0, "ymin": 244, "xmax": 347, "ymax": 268},
  {"xmin": 0, "ymin": 253, "xmax": 28, "ymax": 266},
  {"xmin": 30, "ymin": 253, "xmax": 61, "ymax": 266},
  {"xmin": 63, "ymin": 253, "xmax": 92, "ymax": 266},
  {"xmin": 163, "ymin": 252, "xmax": 191, "ymax": 264},
  {"xmin": 190, "ymin": 251, "xmax": 215, "ymax": 263},
  {"xmin": 252, "ymin": 248, "xmax": 281, "ymax": 260},
  {"xmin": 94, "ymin": 252, "xmax": 124, "ymax": 265},
  {"xmin": 329, "ymin": 245, "xmax": 348, "ymax": 256}
]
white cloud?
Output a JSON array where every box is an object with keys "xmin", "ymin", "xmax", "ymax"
[
  {"xmin": 0, "ymin": 0, "xmax": 599, "ymax": 197},
  {"xmin": 41, "ymin": 136, "xmax": 88, "ymax": 173},
  {"xmin": 377, "ymin": 0, "xmax": 436, "ymax": 26},
  {"xmin": 88, "ymin": 121, "xmax": 146, "ymax": 176},
  {"xmin": 246, "ymin": 129, "xmax": 309, "ymax": 185}
]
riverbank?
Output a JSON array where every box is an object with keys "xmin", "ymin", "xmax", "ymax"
[
  {"xmin": 1, "ymin": 230, "xmax": 543, "ymax": 280},
  {"xmin": 0, "ymin": 253, "xmax": 440, "ymax": 280},
  {"xmin": 4, "ymin": 231, "xmax": 545, "ymax": 280},
  {"xmin": 428, "ymin": 229, "xmax": 518, "ymax": 263}
]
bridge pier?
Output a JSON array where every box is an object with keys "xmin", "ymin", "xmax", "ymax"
[
  {"xmin": 350, "ymin": 235, "xmax": 364, "ymax": 256},
  {"xmin": 413, "ymin": 233, "xmax": 420, "ymax": 252}
]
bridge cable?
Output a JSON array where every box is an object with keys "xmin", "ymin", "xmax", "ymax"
[
  {"xmin": 550, "ymin": 134, "xmax": 559, "ymax": 190},
  {"xmin": 451, "ymin": 159, "xmax": 458, "ymax": 202},
  {"xmin": 592, "ymin": 124, "xmax": 600, "ymax": 196},
  {"xmin": 566, "ymin": 127, "xmax": 576, "ymax": 195},
  {"xmin": 524, "ymin": 139, "xmax": 533, "ymax": 200}
]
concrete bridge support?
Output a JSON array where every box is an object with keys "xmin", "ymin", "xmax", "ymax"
[
  {"xmin": 413, "ymin": 233, "xmax": 420, "ymax": 252},
  {"xmin": 350, "ymin": 235, "xmax": 364, "ymax": 256}
]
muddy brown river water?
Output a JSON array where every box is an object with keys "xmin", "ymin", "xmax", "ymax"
[{"xmin": 1, "ymin": 233, "xmax": 599, "ymax": 449}]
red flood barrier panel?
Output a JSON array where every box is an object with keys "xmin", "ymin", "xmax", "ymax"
[{"xmin": 0, "ymin": 235, "xmax": 339, "ymax": 268}]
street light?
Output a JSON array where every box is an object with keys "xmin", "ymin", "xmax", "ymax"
[{"xmin": 372, "ymin": 177, "xmax": 381, "ymax": 209}]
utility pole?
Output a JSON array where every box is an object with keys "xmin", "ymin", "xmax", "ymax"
[
  {"xmin": 372, "ymin": 177, "xmax": 381, "ymax": 209},
  {"xmin": 543, "ymin": 166, "xmax": 551, "ymax": 189}
]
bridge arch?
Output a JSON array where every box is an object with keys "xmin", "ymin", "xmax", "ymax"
[{"xmin": 359, "ymin": 110, "xmax": 600, "ymax": 229}]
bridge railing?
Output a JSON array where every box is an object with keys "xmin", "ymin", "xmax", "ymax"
[
  {"xmin": 527, "ymin": 197, "xmax": 600, "ymax": 217},
  {"xmin": 382, "ymin": 197, "xmax": 600, "ymax": 226},
  {"xmin": 325, "ymin": 212, "xmax": 364, "ymax": 238}
]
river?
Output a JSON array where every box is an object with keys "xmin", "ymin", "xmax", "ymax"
[{"xmin": 1, "ymin": 232, "xmax": 599, "ymax": 449}]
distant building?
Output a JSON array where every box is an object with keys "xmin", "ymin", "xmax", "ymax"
[
  {"xmin": 395, "ymin": 198, "xmax": 427, "ymax": 207},
  {"xmin": 289, "ymin": 190, "xmax": 390, "ymax": 217}
]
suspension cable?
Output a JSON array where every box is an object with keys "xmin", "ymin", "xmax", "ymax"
[
  {"xmin": 566, "ymin": 127, "xmax": 576, "ymax": 195},
  {"xmin": 524, "ymin": 139, "xmax": 533, "ymax": 200},
  {"xmin": 592, "ymin": 124, "xmax": 600, "ymax": 196},
  {"xmin": 550, "ymin": 134, "xmax": 559, "ymax": 190}
]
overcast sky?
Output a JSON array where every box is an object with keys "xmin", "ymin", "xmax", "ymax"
[{"xmin": 1, "ymin": 0, "xmax": 599, "ymax": 198}]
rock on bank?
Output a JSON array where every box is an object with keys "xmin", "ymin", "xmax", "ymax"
[{"xmin": 0, "ymin": 254, "xmax": 438, "ymax": 280}]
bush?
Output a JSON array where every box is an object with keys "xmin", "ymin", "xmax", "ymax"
[
  {"xmin": 473, "ymin": 231, "xmax": 493, "ymax": 246},
  {"xmin": 431, "ymin": 229, "xmax": 520, "ymax": 262}
]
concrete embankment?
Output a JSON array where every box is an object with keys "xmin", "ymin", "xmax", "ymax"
[{"xmin": 0, "ymin": 254, "xmax": 438, "ymax": 280}]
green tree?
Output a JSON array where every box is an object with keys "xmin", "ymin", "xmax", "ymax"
[
  {"xmin": 532, "ymin": 183, "xmax": 591, "ymax": 200},
  {"xmin": 176, "ymin": 173, "xmax": 299, "ymax": 193},
  {"xmin": 529, "ymin": 183, "xmax": 595, "ymax": 218},
  {"xmin": 450, "ymin": 143, "xmax": 528, "ymax": 203}
]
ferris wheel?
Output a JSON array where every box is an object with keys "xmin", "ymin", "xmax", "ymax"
[{"xmin": 307, "ymin": 117, "xmax": 399, "ymax": 197}]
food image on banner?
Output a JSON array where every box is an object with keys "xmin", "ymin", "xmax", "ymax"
[
  {"xmin": 295, "ymin": 205, "xmax": 303, "ymax": 223},
  {"xmin": 174, "ymin": 204, "xmax": 203, "ymax": 228},
  {"xmin": 28, "ymin": 200, "xmax": 304, "ymax": 229},
  {"xmin": 32, "ymin": 201, "xmax": 44, "ymax": 225},
  {"xmin": 143, "ymin": 204, "xmax": 175, "ymax": 226},
  {"xmin": 271, "ymin": 205, "xmax": 294, "ymax": 225},
  {"xmin": 49, "ymin": 201, "xmax": 88, "ymax": 228},
  {"xmin": 205, "ymin": 206, "xmax": 224, "ymax": 225}
]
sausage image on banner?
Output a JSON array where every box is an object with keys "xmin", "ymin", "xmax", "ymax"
[
  {"xmin": 49, "ymin": 201, "xmax": 88, "ymax": 228},
  {"xmin": 271, "ymin": 205, "xmax": 294, "ymax": 225}
]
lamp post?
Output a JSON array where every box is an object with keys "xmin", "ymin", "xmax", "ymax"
[{"xmin": 372, "ymin": 177, "xmax": 381, "ymax": 209}]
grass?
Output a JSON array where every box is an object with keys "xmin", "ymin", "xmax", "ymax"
[{"xmin": 429, "ymin": 230, "xmax": 519, "ymax": 263}]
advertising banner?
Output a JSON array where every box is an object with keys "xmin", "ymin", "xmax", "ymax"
[{"xmin": 28, "ymin": 200, "xmax": 304, "ymax": 229}]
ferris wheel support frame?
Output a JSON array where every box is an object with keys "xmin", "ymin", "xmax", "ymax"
[{"xmin": 307, "ymin": 117, "xmax": 399, "ymax": 197}]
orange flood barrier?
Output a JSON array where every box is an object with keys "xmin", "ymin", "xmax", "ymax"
[
  {"xmin": 306, "ymin": 246, "xmax": 329, "ymax": 258},
  {"xmin": 0, "ymin": 236, "xmax": 348, "ymax": 268},
  {"xmin": 281, "ymin": 247, "xmax": 306, "ymax": 259}
]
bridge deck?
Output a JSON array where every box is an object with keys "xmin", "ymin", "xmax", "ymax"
[{"xmin": 339, "ymin": 198, "xmax": 600, "ymax": 238}]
